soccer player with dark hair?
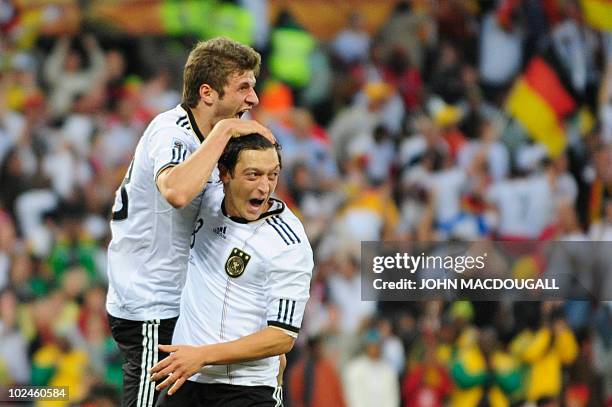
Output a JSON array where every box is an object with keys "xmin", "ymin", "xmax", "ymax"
[
  {"xmin": 106, "ymin": 37, "xmax": 275, "ymax": 407},
  {"xmin": 151, "ymin": 134, "xmax": 314, "ymax": 407}
]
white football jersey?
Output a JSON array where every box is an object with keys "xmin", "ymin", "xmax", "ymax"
[
  {"xmin": 106, "ymin": 104, "xmax": 218, "ymax": 321},
  {"xmin": 486, "ymin": 174, "xmax": 553, "ymax": 238},
  {"xmin": 172, "ymin": 182, "xmax": 313, "ymax": 387}
]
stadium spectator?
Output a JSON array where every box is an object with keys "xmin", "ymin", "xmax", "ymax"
[
  {"xmin": 378, "ymin": 318, "xmax": 406, "ymax": 375},
  {"xmin": 0, "ymin": 288, "xmax": 29, "ymax": 385},
  {"xmin": 402, "ymin": 341, "xmax": 451, "ymax": 407},
  {"xmin": 377, "ymin": 0, "xmax": 436, "ymax": 73},
  {"xmin": 331, "ymin": 11, "xmax": 371, "ymax": 66},
  {"xmin": 511, "ymin": 304, "xmax": 578, "ymax": 403},
  {"xmin": 478, "ymin": 8, "xmax": 524, "ymax": 99},
  {"xmin": 450, "ymin": 327, "xmax": 522, "ymax": 406},
  {"xmin": 288, "ymin": 335, "xmax": 346, "ymax": 407},
  {"xmin": 328, "ymin": 81, "xmax": 392, "ymax": 164},
  {"xmin": 343, "ymin": 328, "xmax": 400, "ymax": 407},
  {"xmin": 43, "ymin": 35, "xmax": 106, "ymax": 119},
  {"xmin": 381, "ymin": 46, "xmax": 423, "ymax": 112},
  {"xmin": 268, "ymin": 10, "xmax": 316, "ymax": 92}
]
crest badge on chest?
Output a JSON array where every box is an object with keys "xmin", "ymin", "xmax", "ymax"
[{"xmin": 225, "ymin": 247, "xmax": 251, "ymax": 278}]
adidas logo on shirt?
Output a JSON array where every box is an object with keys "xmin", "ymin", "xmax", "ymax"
[{"xmin": 213, "ymin": 226, "xmax": 227, "ymax": 239}]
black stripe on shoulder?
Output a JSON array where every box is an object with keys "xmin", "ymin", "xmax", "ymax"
[
  {"xmin": 266, "ymin": 218, "xmax": 290, "ymax": 245},
  {"xmin": 271, "ymin": 216, "xmax": 295, "ymax": 244},
  {"xmin": 268, "ymin": 321, "xmax": 299, "ymax": 334},
  {"xmin": 275, "ymin": 216, "xmax": 301, "ymax": 243},
  {"xmin": 176, "ymin": 116, "xmax": 188, "ymax": 126}
]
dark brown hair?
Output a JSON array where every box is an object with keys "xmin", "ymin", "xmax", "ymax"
[{"xmin": 219, "ymin": 134, "xmax": 282, "ymax": 176}]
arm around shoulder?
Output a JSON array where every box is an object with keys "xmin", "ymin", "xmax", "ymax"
[{"xmin": 155, "ymin": 118, "xmax": 272, "ymax": 208}]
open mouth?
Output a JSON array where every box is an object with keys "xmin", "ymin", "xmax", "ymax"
[
  {"xmin": 235, "ymin": 110, "xmax": 248, "ymax": 119},
  {"xmin": 249, "ymin": 198, "xmax": 265, "ymax": 208}
]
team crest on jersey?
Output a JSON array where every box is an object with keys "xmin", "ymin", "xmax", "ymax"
[{"xmin": 225, "ymin": 248, "xmax": 251, "ymax": 278}]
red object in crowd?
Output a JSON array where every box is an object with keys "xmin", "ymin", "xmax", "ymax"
[
  {"xmin": 442, "ymin": 129, "xmax": 467, "ymax": 159},
  {"xmin": 311, "ymin": 124, "xmax": 330, "ymax": 144},
  {"xmin": 382, "ymin": 66, "xmax": 422, "ymax": 111},
  {"xmin": 0, "ymin": 1, "xmax": 19, "ymax": 35},
  {"xmin": 496, "ymin": 0, "xmax": 521, "ymax": 30},
  {"xmin": 541, "ymin": 0, "xmax": 563, "ymax": 26},
  {"xmin": 402, "ymin": 363, "xmax": 452, "ymax": 407},
  {"xmin": 565, "ymin": 383, "xmax": 590, "ymax": 407}
]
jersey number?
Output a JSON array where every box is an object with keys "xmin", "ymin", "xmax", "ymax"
[{"xmin": 112, "ymin": 160, "xmax": 134, "ymax": 221}]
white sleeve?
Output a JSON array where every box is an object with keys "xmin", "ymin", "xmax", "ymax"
[
  {"xmin": 265, "ymin": 243, "xmax": 313, "ymax": 337},
  {"xmin": 149, "ymin": 128, "xmax": 196, "ymax": 182}
]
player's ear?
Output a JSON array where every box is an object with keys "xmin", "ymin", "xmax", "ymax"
[
  {"xmin": 199, "ymin": 83, "xmax": 216, "ymax": 106},
  {"xmin": 219, "ymin": 164, "xmax": 231, "ymax": 184}
]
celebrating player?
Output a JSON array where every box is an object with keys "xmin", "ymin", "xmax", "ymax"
[
  {"xmin": 106, "ymin": 37, "xmax": 274, "ymax": 407},
  {"xmin": 151, "ymin": 134, "xmax": 314, "ymax": 407}
]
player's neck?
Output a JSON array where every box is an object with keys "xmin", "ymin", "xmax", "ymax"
[{"xmin": 189, "ymin": 104, "xmax": 215, "ymax": 136}]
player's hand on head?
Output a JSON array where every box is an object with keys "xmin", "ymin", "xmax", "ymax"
[
  {"xmin": 214, "ymin": 119, "xmax": 276, "ymax": 144},
  {"xmin": 149, "ymin": 344, "xmax": 206, "ymax": 395}
]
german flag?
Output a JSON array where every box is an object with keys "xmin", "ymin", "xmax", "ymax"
[
  {"xmin": 506, "ymin": 57, "xmax": 576, "ymax": 158},
  {"xmin": 581, "ymin": 0, "xmax": 612, "ymax": 31}
]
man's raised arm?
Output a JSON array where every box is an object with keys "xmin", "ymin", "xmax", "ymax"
[{"xmin": 157, "ymin": 118, "xmax": 274, "ymax": 208}]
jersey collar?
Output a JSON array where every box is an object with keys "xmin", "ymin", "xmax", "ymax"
[
  {"xmin": 221, "ymin": 198, "xmax": 285, "ymax": 224},
  {"xmin": 180, "ymin": 103, "xmax": 205, "ymax": 143}
]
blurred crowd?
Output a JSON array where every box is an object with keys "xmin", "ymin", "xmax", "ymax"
[{"xmin": 1, "ymin": 0, "xmax": 612, "ymax": 406}]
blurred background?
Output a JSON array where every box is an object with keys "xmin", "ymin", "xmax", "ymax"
[{"xmin": 1, "ymin": 0, "xmax": 612, "ymax": 406}]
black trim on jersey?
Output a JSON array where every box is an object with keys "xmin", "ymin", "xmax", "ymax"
[
  {"xmin": 276, "ymin": 216, "xmax": 300, "ymax": 243},
  {"xmin": 276, "ymin": 299, "xmax": 296, "ymax": 324},
  {"xmin": 282, "ymin": 300, "xmax": 290, "ymax": 322},
  {"xmin": 181, "ymin": 103, "xmax": 205, "ymax": 143},
  {"xmin": 176, "ymin": 115, "xmax": 191, "ymax": 130},
  {"xmin": 266, "ymin": 219, "xmax": 289, "ymax": 244},
  {"xmin": 221, "ymin": 198, "xmax": 285, "ymax": 224},
  {"xmin": 272, "ymin": 216, "xmax": 301, "ymax": 244},
  {"xmin": 277, "ymin": 299, "xmax": 283, "ymax": 320},
  {"xmin": 271, "ymin": 217, "xmax": 295, "ymax": 244},
  {"xmin": 289, "ymin": 300, "xmax": 296, "ymax": 324},
  {"xmin": 268, "ymin": 320, "xmax": 299, "ymax": 334},
  {"xmin": 266, "ymin": 215, "xmax": 300, "ymax": 245}
]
